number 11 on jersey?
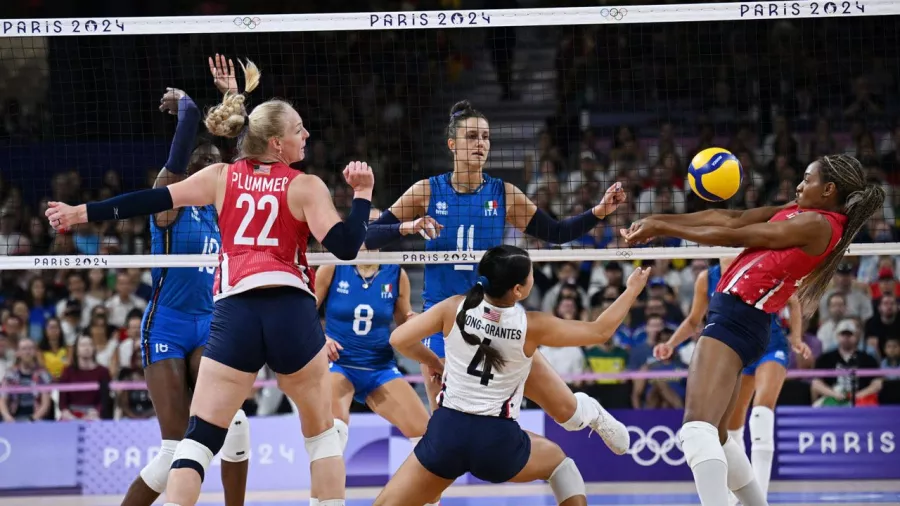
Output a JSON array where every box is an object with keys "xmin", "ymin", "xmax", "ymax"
[{"xmin": 455, "ymin": 224, "xmax": 475, "ymax": 271}]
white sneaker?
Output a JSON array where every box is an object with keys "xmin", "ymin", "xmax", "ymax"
[{"xmin": 575, "ymin": 392, "xmax": 630, "ymax": 455}]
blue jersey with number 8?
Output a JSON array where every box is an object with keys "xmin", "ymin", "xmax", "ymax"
[
  {"xmin": 324, "ymin": 264, "xmax": 401, "ymax": 369},
  {"xmin": 422, "ymin": 173, "xmax": 506, "ymax": 309}
]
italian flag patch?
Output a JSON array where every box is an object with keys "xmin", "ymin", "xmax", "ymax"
[
  {"xmin": 484, "ymin": 200, "xmax": 498, "ymax": 210},
  {"xmin": 382, "ymin": 284, "xmax": 393, "ymax": 293}
]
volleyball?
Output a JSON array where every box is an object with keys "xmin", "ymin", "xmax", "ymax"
[{"xmin": 687, "ymin": 147, "xmax": 743, "ymax": 202}]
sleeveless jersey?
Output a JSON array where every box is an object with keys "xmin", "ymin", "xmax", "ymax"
[
  {"xmin": 708, "ymin": 264, "xmax": 787, "ymax": 344},
  {"xmin": 438, "ymin": 299, "xmax": 530, "ymax": 419},
  {"xmin": 717, "ymin": 204, "xmax": 847, "ymax": 313},
  {"xmin": 148, "ymin": 205, "xmax": 219, "ymax": 315},
  {"xmin": 214, "ymin": 160, "xmax": 314, "ymax": 301},
  {"xmin": 422, "ymin": 173, "xmax": 507, "ymax": 308},
  {"xmin": 324, "ymin": 264, "xmax": 401, "ymax": 369}
]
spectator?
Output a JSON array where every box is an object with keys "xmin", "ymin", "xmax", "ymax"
[
  {"xmin": 3, "ymin": 314, "xmax": 26, "ymax": 343},
  {"xmin": 26, "ymin": 278, "xmax": 55, "ymax": 341},
  {"xmin": 539, "ymin": 298, "xmax": 587, "ymax": 387},
  {"xmin": 0, "ymin": 338, "xmax": 52, "ymax": 422},
  {"xmin": 540, "ymin": 263, "xmax": 590, "ymax": 314},
  {"xmin": 630, "ymin": 296, "xmax": 679, "ymax": 330},
  {"xmin": 0, "ymin": 208, "xmax": 25, "ymax": 256},
  {"xmin": 59, "ymin": 299, "xmax": 82, "ymax": 347},
  {"xmin": 58, "ymin": 335, "xmax": 112, "ymax": 421},
  {"xmin": 0, "ymin": 333, "xmax": 10, "ymax": 378},
  {"xmin": 86, "ymin": 268, "xmax": 111, "ymax": 303},
  {"xmin": 628, "ymin": 315, "xmax": 673, "ymax": 369},
  {"xmin": 113, "ymin": 311, "xmax": 143, "ymax": 375},
  {"xmin": 819, "ymin": 262, "xmax": 874, "ymax": 321},
  {"xmin": 631, "ymin": 328, "xmax": 687, "ymax": 409},
  {"xmin": 817, "ymin": 293, "xmax": 849, "ymax": 352},
  {"xmin": 811, "ymin": 323, "xmax": 882, "ymax": 407},
  {"xmin": 37, "ymin": 317, "xmax": 68, "ymax": 380},
  {"xmin": 117, "ymin": 367, "xmax": 154, "ymax": 419},
  {"xmin": 864, "ymin": 295, "xmax": 900, "ymax": 359},
  {"xmin": 879, "ymin": 337, "xmax": 900, "ymax": 405},
  {"xmin": 56, "ymin": 272, "xmax": 101, "ymax": 328},
  {"xmin": 104, "ymin": 272, "xmax": 147, "ymax": 328}
]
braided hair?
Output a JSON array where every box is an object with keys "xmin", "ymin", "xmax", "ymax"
[{"xmin": 796, "ymin": 154, "xmax": 886, "ymax": 315}]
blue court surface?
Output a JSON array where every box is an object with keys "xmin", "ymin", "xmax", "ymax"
[{"xmin": 4, "ymin": 482, "xmax": 899, "ymax": 506}]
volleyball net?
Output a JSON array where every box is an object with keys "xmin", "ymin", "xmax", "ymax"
[{"xmin": 0, "ymin": 1, "xmax": 899, "ymax": 270}]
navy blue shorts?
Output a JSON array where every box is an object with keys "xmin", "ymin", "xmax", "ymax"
[
  {"xmin": 703, "ymin": 292, "xmax": 771, "ymax": 367},
  {"xmin": 414, "ymin": 407, "xmax": 531, "ymax": 484},
  {"xmin": 204, "ymin": 287, "xmax": 325, "ymax": 375}
]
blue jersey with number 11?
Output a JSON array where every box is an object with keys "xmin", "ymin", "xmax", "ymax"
[
  {"xmin": 325, "ymin": 265, "xmax": 401, "ymax": 369},
  {"xmin": 422, "ymin": 173, "xmax": 506, "ymax": 308},
  {"xmin": 149, "ymin": 205, "xmax": 219, "ymax": 315}
]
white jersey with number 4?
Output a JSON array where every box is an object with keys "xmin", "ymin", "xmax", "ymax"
[{"xmin": 438, "ymin": 299, "xmax": 531, "ymax": 419}]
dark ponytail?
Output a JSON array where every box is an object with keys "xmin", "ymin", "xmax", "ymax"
[
  {"xmin": 446, "ymin": 99, "xmax": 486, "ymax": 139},
  {"xmin": 454, "ymin": 245, "xmax": 532, "ymax": 372},
  {"xmin": 796, "ymin": 154, "xmax": 886, "ymax": 315}
]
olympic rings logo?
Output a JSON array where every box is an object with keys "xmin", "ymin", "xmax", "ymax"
[
  {"xmin": 0, "ymin": 437, "xmax": 11, "ymax": 464},
  {"xmin": 626, "ymin": 425, "xmax": 685, "ymax": 467},
  {"xmin": 600, "ymin": 8, "xmax": 628, "ymax": 21},
  {"xmin": 234, "ymin": 17, "xmax": 262, "ymax": 30}
]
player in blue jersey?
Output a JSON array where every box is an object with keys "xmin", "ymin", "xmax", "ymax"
[
  {"xmin": 312, "ymin": 209, "xmax": 435, "ymax": 506},
  {"xmin": 121, "ymin": 56, "xmax": 249, "ymax": 506},
  {"xmin": 655, "ymin": 258, "xmax": 811, "ymax": 504},
  {"xmin": 366, "ymin": 100, "xmax": 631, "ymax": 454}
]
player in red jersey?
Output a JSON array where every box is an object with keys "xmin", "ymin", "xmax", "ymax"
[
  {"xmin": 622, "ymin": 154, "xmax": 884, "ymax": 506},
  {"xmin": 47, "ymin": 61, "xmax": 370, "ymax": 506}
]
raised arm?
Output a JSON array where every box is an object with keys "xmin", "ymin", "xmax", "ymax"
[
  {"xmin": 290, "ymin": 161, "xmax": 373, "ymax": 261},
  {"xmin": 364, "ymin": 179, "xmax": 439, "ymax": 250},
  {"xmin": 626, "ymin": 211, "xmax": 833, "ymax": 254},
  {"xmin": 47, "ymin": 163, "xmax": 224, "ymax": 232},
  {"xmin": 646, "ymin": 203, "xmax": 791, "ymax": 229},
  {"xmin": 154, "ymin": 89, "xmax": 202, "ymax": 227},
  {"xmin": 526, "ymin": 268, "xmax": 650, "ymax": 350},
  {"xmin": 505, "ymin": 182, "xmax": 626, "ymax": 245}
]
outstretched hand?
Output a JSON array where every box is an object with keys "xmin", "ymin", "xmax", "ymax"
[
  {"xmin": 209, "ymin": 53, "xmax": 239, "ymax": 95},
  {"xmin": 595, "ymin": 182, "xmax": 627, "ymax": 217},
  {"xmin": 620, "ymin": 219, "xmax": 664, "ymax": 246}
]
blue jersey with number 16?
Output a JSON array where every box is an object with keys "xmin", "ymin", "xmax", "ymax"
[
  {"xmin": 422, "ymin": 172, "xmax": 506, "ymax": 309},
  {"xmin": 325, "ymin": 264, "xmax": 401, "ymax": 369},
  {"xmin": 148, "ymin": 205, "xmax": 219, "ymax": 315}
]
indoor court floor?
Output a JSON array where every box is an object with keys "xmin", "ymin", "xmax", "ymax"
[{"xmin": 2, "ymin": 481, "xmax": 899, "ymax": 506}]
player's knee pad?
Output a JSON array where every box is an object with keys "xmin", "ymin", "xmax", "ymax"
[
  {"xmin": 317, "ymin": 500, "xmax": 345, "ymax": 506},
  {"xmin": 749, "ymin": 406, "xmax": 775, "ymax": 452},
  {"xmin": 679, "ymin": 421, "xmax": 726, "ymax": 470},
  {"xmin": 332, "ymin": 418, "xmax": 349, "ymax": 453},
  {"xmin": 548, "ymin": 457, "xmax": 585, "ymax": 504},
  {"xmin": 727, "ymin": 426, "xmax": 745, "ymax": 453},
  {"xmin": 304, "ymin": 425, "xmax": 343, "ymax": 462},
  {"xmin": 171, "ymin": 416, "xmax": 229, "ymax": 482},
  {"xmin": 221, "ymin": 409, "xmax": 251, "ymax": 463},
  {"xmin": 140, "ymin": 439, "xmax": 178, "ymax": 493}
]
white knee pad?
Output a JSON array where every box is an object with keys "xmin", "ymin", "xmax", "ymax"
[
  {"xmin": 221, "ymin": 409, "xmax": 251, "ymax": 463},
  {"xmin": 749, "ymin": 406, "xmax": 775, "ymax": 452},
  {"xmin": 728, "ymin": 426, "xmax": 746, "ymax": 454},
  {"xmin": 140, "ymin": 440, "xmax": 178, "ymax": 493},
  {"xmin": 318, "ymin": 500, "xmax": 345, "ymax": 506},
  {"xmin": 548, "ymin": 457, "xmax": 585, "ymax": 504},
  {"xmin": 172, "ymin": 438, "xmax": 215, "ymax": 477},
  {"xmin": 679, "ymin": 421, "xmax": 727, "ymax": 469},
  {"xmin": 333, "ymin": 418, "xmax": 349, "ymax": 453},
  {"xmin": 305, "ymin": 425, "xmax": 343, "ymax": 462}
]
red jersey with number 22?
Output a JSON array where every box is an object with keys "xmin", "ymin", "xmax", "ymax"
[
  {"xmin": 716, "ymin": 204, "xmax": 847, "ymax": 314},
  {"xmin": 213, "ymin": 160, "xmax": 314, "ymax": 301}
]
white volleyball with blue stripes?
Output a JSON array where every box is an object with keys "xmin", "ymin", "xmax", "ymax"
[{"xmin": 687, "ymin": 147, "xmax": 743, "ymax": 202}]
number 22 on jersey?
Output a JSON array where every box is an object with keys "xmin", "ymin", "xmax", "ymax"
[{"xmin": 234, "ymin": 193, "xmax": 279, "ymax": 246}]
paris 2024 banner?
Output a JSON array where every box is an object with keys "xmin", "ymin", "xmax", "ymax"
[{"xmin": 0, "ymin": 407, "xmax": 897, "ymax": 493}]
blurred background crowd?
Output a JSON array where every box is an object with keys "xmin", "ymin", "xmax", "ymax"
[{"xmin": 1, "ymin": 0, "xmax": 900, "ymax": 422}]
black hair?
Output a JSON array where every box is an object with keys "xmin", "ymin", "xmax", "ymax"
[
  {"xmin": 446, "ymin": 100, "xmax": 487, "ymax": 139},
  {"xmin": 796, "ymin": 154, "xmax": 886, "ymax": 315},
  {"xmin": 455, "ymin": 245, "xmax": 532, "ymax": 372}
]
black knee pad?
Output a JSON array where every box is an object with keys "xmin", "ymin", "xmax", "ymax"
[{"xmin": 170, "ymin": 416, "xmax": 229, "ymax": 482}]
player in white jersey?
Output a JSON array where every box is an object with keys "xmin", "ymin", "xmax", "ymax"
[{"xmin": 373, "ymin": 245, "xmax": 651, "ymax": 506}]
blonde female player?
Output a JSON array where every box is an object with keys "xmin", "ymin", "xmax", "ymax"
[
  {"xmin": 313, "ymin": 208, "xmax": 435, "ymax": 506},
  {"xmin": 366, "ymin": 100, "xmax": 630, "ymax": 454},
  {"xmin": 47, "ymin": 60, "xmax": 371, "ymax": 506},
  {"xmin": 374, "ymin": 245, "xmax": 651, "ymax": 506},
  {"xmin": 654, "ymin": 258, "xmax": 811, "ymax": 504}
]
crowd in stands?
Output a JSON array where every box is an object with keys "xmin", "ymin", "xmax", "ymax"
[{"xmin": 2, "ymin": 5, "xmax": 900, "ymax": 422}]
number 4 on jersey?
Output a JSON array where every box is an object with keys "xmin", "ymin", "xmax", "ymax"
[{"xmin": 466, "ymin": 337, "xmax": 495, "ymax": 386}]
